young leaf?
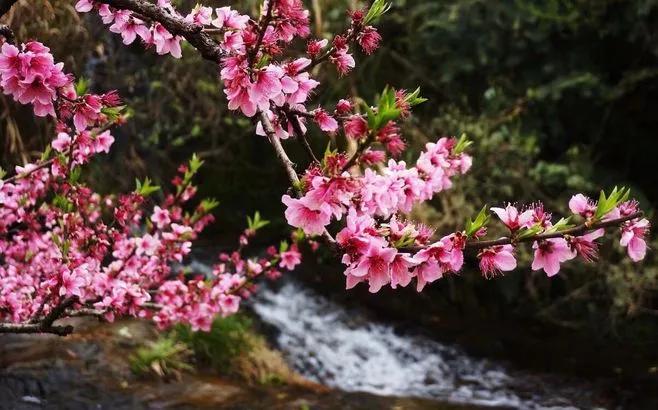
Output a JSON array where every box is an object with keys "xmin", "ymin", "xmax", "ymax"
[
  {"xmin": 465, "ymin": 205, "xmax": 490, "ymax": 237},
  {"xmin": 75, "ymin": 77, "xmax": 89, "ymax": 96},
  {"xmin": 364, "ymin": 0, "xmax": 392, "ymax": 24},
  {"xmin": 135, "ymin": 177, "xmax": 161, "ymax": 197},
  {"xmin": 453, "ymin": 133, "xmax": 473, "ymax": 154}
]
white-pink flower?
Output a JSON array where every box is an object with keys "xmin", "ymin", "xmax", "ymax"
[
  {"xmin": 531, "ymin": 238, "xmax": 576, "ymax": 276},
  {"xmin": 491, "ymin": 204, "xmax": 534, "ymax": 231},
  {"xmin": 281, "ymin": 194, "xmax": 332, "ymax": 236},
  {"xmin": 478, "ymin": 244, "xmax": 517, "ymax": 278},
  {"xmin": 620, "ymin": 218, "xmax": 650, "ymax": 262}
]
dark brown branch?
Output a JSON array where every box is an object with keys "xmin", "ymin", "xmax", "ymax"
[
  {"xmin": 3, "ymin": 158, "xmax": 55, "ymax": 184},
  {"xmin": 341, "ymin": 133, "xmax": 374, "ymax": 171},
  {"xmin": 0, "ymin": 322, "xmax": 74, "ymax": 336},
  {"xmin": 0, "ymin": 297, "xmax": 78, "ymax": 336},
  {"xmin": 259, "ymin": 111, "xmax": 301, "ymax": 189},
  {"xmin": 248, "ymin": 0, "xmax": 275, "ymax": 68},
  {"xmin": 0, "ymin": 24, "xmax": 14, "ymax": 44},
  {"xmin": 306, "ymin": 28, "xmax": 359, "ymax": 72},
  {"xmin": 463, "ymin": 211, "xmax": 644, "ymax": 251},
  {"xmin": 0, "ymin": 0, "xmax": 18, "ymax": 18},
  {"xmin": 283, "ymin": 108, "xmax": 319, "ymax": 163},
  {"xmin": 101, "ymin": 0, "xmax": 222, "ymax": 62}
]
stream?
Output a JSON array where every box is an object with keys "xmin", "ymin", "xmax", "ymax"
[{"xmin": 250, "ymin": 279, "xmax": 606, "ymax": 410}]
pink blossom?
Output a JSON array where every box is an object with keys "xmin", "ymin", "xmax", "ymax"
[
  {"xmin": 343, "ymin": 115, "xmax": 368, "ymax": 139},
  {"xmin": 413, "ymin": 236, "xmax": 464, "ymax": 291},
  {"xmin": 620, "ymin": 218, "xmax": 650, "ymax": 262},
  {"xmin": 390, "ymin": 253, "xmax": 419, "ymax": 289},
  {"xmin": 568, "ymin": 229, "xmax": 604, "ymax": 262},
  {"xmin": 478, "ymin": 244, "xmax": 517, "ymax": 278},
  {"xmin": 93, "ymin": 131, "xmax": 115, "ymax": 153},
  {"xmin": 212, "ymin": 7, "xmax": 249, "ymax": 30},
  {"xmin": 59, "ymin": 268, "xmax": 87, "ymax": 298},
  {"xmin": 531, "ymin": 238, "xmax": 576, "ymax": 276},
  {"xmin": 335, "ymin": 99, "xmax": 352, "ymax": 114},
  {"xmin": 569, "ymin": 194, "xmax": 596, "ymax": 218},
  {"xmin": 490, "ymin": 204, "xmax": 534, "ymax": 231},
  {"xmin": 279, "ymin": 245, "xmax": 302, "ymax": 270},
  {"xmin": 74, "ymin": 0, "xmax": 94, "ymax": 13},
  {"xmin": 307, "ymin": 38, "xmax": 328, "ymax": 56},
  {"xmin": 358, "ymin": 26, "xmax": 382, "ymax": 55},
  {"xmin": 52, "ymin": 132, "xmax": 72, "ymax": 152},
  {"xmin": 136, "ymin": 234, "xmax": 161, "ymax": 256},
  {"xmin": 350, "ymin": 243, "xmax": 397, "ymax": 293},
  {"xmin": 281, "ymin": 194, "xmax": 332, "ymax": 236},
  {"xmin": 151, "ymin": 206, "xmax": 171, "ymax": 229},
  {"xmin": 330, "ymin": 47, "xmax": 355, "ymax": 75},
  {"xmin": 313, "ymin": 109, "xmax": 338, "ymax": 132}
]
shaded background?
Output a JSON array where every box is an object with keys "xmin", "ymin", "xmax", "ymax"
[{"xmin": 2, "ymin": 0, "xmax": 658, "ymax": 394}]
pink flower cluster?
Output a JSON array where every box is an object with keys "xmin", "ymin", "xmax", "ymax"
[
  {"xmin": 0, "ymin": 41, "xmax": 70, "ymax": 116},
  {"xmin": 283, "ymin": 137, "xmax": 472, "ymax": 237},
  {"xmin": 76, "ymin": 0, "xmax": 187, "ymax": 58},
  {"xmin": 281, "ymin": 136, "xmax": 473, "ymax": 292},
  {"xmin": 0, "ymin": 38, "xmax": 302, "ymax": 332},
  {"xmin": 152, "ymin": 227, "xmax": 303, "ymax": 332}
]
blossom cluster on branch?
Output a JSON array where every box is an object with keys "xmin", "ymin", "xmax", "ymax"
[
  {"xmin": 0, "ymin": 36, "xmax": 301, "ymax": 334},
  {"xmin": 0, "ymin": 0, "xmax": 651, "ymax": 335}
]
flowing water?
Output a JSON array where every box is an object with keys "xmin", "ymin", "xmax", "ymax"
[{"xmin": 250, "ymin": 280, "xmax": 606, "ymax": 410}]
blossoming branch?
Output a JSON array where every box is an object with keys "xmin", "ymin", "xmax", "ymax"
[{"xmin": 0, "ymin": 0, "xmax": 650, "ymax": 335}]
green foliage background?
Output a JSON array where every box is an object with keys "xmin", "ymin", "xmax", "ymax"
[{"xmin": 1, "ymin": 0, "xmax": 657, "ymax": 340}]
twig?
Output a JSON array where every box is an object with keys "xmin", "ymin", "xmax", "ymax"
[
  {"xmin": 306, "ymin": 28, "xmax": 359, "ymax": 72},
  {"xmin": 101, "ymin": 0, "xmax": 222, "ymax": 62},
  {"xmin": 258, "ymin": 111, "xmax": 301, "ymax": 189},
  {"xmin": 0, "ymin": 0, "xmax": 18, "ymax": 19},
  {"xmin": 341, "ymin": 133, "xmax": 374, "ymax": 171},
  {"xmin": 0, "ymin": 322, "xmax": 74, "ymax": 336},
  {"xmin": 0, "ymin": 24, "xmax": 14, "ymax": 44},
  {"xmin": 2, "ymin": 158, "xmax": 56, "ymax": 184},
  {"xmin": 464, "ymin": 211, "xmax": 644, "ymax": 251},
  {"xmin": 248, "ymin": 0, "xmax": 275, "ymax": 68},
  {"xmin": 283, "ymin": 108, "xmax": 319, "ymax": 163}
]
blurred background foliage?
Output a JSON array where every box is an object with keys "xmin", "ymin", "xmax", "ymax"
[{"xmin": 1, "ymin": 0, "xmax": 657, "ymax": 343}]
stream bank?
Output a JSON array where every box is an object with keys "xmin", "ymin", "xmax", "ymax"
[{"xmin": 0, "ymin": 318, "xmax": 492, "ymax": 410}]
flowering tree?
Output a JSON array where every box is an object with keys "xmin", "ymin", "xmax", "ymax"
[{"xmin": 0, "ymin": 0, "xmax": 650, "ymax": 336}]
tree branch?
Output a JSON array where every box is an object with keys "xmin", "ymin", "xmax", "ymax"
[
  {"xmin": 0, "ymin": 0, "xmax": 18, "ymax": 18},
  {"xmin": 101, "ymin": 0, "xmax": 222, "ymax": 62},
  {"xmin": 0, "ymin": 322, "xmax": 74, "ymax": 336},
  {"xmin": 0, "ymin": 24, "xmax": 14, "ymax": 44},
  {"xmin": 259, "ymin": 110, "xmax": 301, "ymax": 189},
  {"xmin": 341, "ymin": 133, "xmax": 374, "ymax": 172},
  {"xmin": 463, "ymin": 211, "xmax": 644, "ymax": 251},
  {"xmin": 283, "ymin": 108, "xmax": 319, "ymax": 163}
]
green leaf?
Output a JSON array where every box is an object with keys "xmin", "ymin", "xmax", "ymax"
[
  {"xmin": 200, "ymin": 198, "xmax": 220, "ymax": 213},
  {"xmin": 52, "ymin": 194, "xmax": 74, "ymax": 212},
  {"xmin": 40, "ymin": 146, "xmax": 52, "ymax": 162},
  {"xmin": 0, "ymin": 167, "xmax": 6, "ymax": 179},
  {"xmin": 364, "ymin": 0, "xmax": 391, "ymax": 24},
  {"xmin": 135, "ymin": 177, "xmax": 161, "ymax": 197},
  {"xmin": 69, "ymin": 167, "xmax": 82, "ymax": 184},
  {"xmin": 594, "ymin": 186, "xmax": 630, "ymax": 219},
  {"xmin": 189, "ymin": 153, "xmax": 204, "ymax": 173},
  {"xmin": 247, "ymin": 211, "xmax": 270, "ymax": 231},
  {"xmin": 545, "ymin": 217, "xmax": 573, "ymax": 233},
  {"xmin": 404, "ymin": 87, "xmax": 428, "ymax": 106},
  {"xmin": 75, "ymin": 77, "xmax": 89, "ymax": 96},
  {"xmin": 101, "ymin": 105, "xmax": 126, "ymax": 122},
  {"xmin": 453, "ymin": 133, "xmax": 473, "ymax": 154},
  {"xmin": 465, "ymin": 205, "xmax": 490, "ymax": 237},
  {"xmin": 279, "ymin": 240, "xmax": 289, "ymax": 253},
  {"xmin": 516, "ymin": 224, "xmax": 543, "ymax": 240}
]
